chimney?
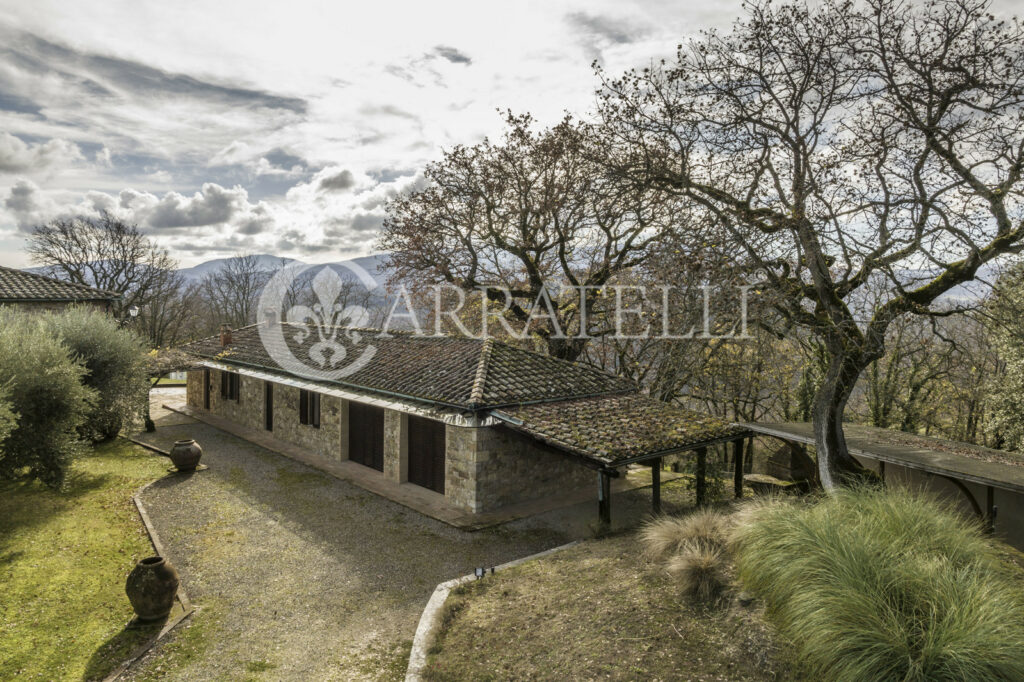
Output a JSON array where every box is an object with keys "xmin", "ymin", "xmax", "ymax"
[{"xmin": 219, "ymin": 324, "xmax": 233, "ymax": 347}]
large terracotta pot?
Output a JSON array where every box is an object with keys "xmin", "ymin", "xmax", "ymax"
[
  {"xmin": 125, "ymin": 556, "xmax": 179, "ymax": 622},
  {"xmin": 170, "ymin": 439, "xmax": 202, "ymax": 471}
]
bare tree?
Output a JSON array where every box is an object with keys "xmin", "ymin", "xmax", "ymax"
[
  {"xmin": 201, "ymin": 254, "xmax": 273, "ymax": 329},
  {"xmin": 380, "ymin": 112, "xmax": 695, "ymax": 361},
  {"xmin": 27, "ymin": 212, "xmax": 180, "ymax": 320},
  {"xmin": 597, "ymin": 0, "xmax": 1024, "ymax": 487}
]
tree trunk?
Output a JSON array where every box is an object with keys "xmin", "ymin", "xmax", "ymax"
[
  {"xmin": 546, "ymin": 336, "xmax": 588, "ymax": 363},
  {"xmin": 813, "ymin": 351, "xmax": 873, "ymax": 490}
]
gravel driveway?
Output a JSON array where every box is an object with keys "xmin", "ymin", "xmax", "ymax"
[
  {"xmin": 124, "ymin": 391, "xmax": 691, "ymax": 680},
  {"xmin": 125, "ymin": 403, "xmax": 564, "ymax": 680}
]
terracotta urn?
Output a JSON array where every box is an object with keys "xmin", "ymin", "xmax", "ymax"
[
  {"xmin": 125, "ymin": 556, "xmax": 179, "ymax": 622},
  {"xmin": 169, "ymin": 439, "xmax": 202, "ymax": 471}
]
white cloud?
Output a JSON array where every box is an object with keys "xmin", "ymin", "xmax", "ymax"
[
  {"xmin": 0, "ymin": 0, "xmax": 761, "ymax": 266},
  {"xmin": 0, "ymin": 133, "xmax": 84, "ymax": 174}
]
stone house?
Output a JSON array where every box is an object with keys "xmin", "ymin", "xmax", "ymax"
[
  {"xmin": 0, "ymin": 265, "xmax": 120, "ymax": 313},
  {"xmin": 181, "ymin": 323, "xmax": 745, "ymax": 521}
]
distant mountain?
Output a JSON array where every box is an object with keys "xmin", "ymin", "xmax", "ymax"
[
  {"xmin": 176, "ymin": 253, "xmax": 392, "ymax": 288},
  {"xmin": 175, "ymin": 254, "xmax": 298, "ymax": 282}
]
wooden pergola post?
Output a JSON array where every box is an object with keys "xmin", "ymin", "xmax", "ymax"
[
  {"xmin": 733, "ymin": 438, "xmax": 745, "ymax": 499},
  {"xmin": 598, "ymin": 470, "xmax": 612, "ymax": 526},
  {"xmin": 695, "ymin": 447, "xmax": 707, "ymax": 506},
  {"xmin": 651, "ymin": 457, "xmax": 662, "ymax": 514}
]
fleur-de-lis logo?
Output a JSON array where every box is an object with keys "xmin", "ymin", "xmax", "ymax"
[
  {"xmin": 285, "ymin": 268, "xmax": 369, "ymax": 368},
  {"xmin": 258, "ymin": 261, "xmax": 379, "ymax": 381}
]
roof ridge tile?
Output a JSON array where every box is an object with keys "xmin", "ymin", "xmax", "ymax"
[{"xmin": 470, "ymin": 337, "xmax": 494, "ymax": 406}]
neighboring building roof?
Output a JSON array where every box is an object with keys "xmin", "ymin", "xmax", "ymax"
[
  {"xmin": 0, "ymin": 266, "xmax": 120, "ymax": 303},
  {"xmin": 181, "ymin": 323, "xmax": 636, "ymax": 410},
  {"xmin": 494, "ymin": 393, "xmax": 748, "ymax": 466}
]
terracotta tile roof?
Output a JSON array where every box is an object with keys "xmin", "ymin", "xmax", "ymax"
[
  {"xmin": 0, "ymin": 266, "xmax": 120, "ymax": 302},
  {"xmin": 181, "ymin": 323, "xmax": 635, "ymax": 410},
  {"xmin": 494, "ymin": 393, "xmax": 748, "ymax": 465}
]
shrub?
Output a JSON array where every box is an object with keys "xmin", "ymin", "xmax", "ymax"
[
  {"xmin": 667, "ymin": 545, "xmax": 728, "ymax": 602},
  {"xmin": 0, "ymin": 384, "xmax": 17, "ymax": 455},
  {"xmin": 44, "ymin": 307, "xmax": 149, "ymax": 441},
  {"xmin": 640, "ymin": 509, "xmax": 730, "ymax": 560},
  {"xmin": 731, "ymin": 486, "xmax": 1024, "ymax": 681},
  {"xmin": 0, "ymin": 309, "xmax": 94, "ymax": 486}
]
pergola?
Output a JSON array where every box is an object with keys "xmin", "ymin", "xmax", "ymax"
[
  {"xmin": 746, "ymin": 422, "xmax": 1024, "ymax": 533},
  {"xmin": 491, "ymin": 393, "xmax": 752, "ymax": 524}
]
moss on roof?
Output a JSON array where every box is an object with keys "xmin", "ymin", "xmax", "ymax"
[{"xmin": 496, "ymin": 393, "xmax": 748, "ymax": 465}]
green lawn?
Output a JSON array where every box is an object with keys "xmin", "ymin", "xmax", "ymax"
[
  {"xmin": 0, "ymin": 440, "xmax": 169, "ymax": 680},
  {"xmin": 150, "ymin": 377, "xmax": 186, "ymax": 386}
]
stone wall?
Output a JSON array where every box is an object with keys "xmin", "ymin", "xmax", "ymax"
[
  {"xmin": 186, "ymin": 369, "xmax": 343, "ymax": 461},
  {"xmin": 186, "ymin": 370, "xmax": 205, "ymax": 409},
  {"xmin": 186, "ymin": 369, "xmax": 593, "ymax": 515},
  {"xmin": 383, "ymin": 409, "xmax": 407, "ymax": 482},
  {"xmin": 265, "ymin": 383, "xmax": 343, "ymax": 461},
  {"xmin": 446, "ymin": 424, "xmax": 593, "ymax": 513}
]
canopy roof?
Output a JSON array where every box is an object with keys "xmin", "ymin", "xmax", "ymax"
[{"xmin": 494, "ymin": 393, "xmax": 748, "ymax": 467}]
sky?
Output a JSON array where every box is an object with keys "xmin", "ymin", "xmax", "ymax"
[{"xmin": 0, "ymin": 0, "xmax": 746, "ymax": 268}]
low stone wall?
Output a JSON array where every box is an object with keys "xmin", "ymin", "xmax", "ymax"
[{"xmin": 447, "ymin": 424, "xmax": 593, "ymax": 513}]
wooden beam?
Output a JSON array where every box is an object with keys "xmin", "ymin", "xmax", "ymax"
[
  {"xmin": 986, "ymin": 486, "xmax": 997, "ymax": 534},
  {"xmin": 651, "ymin": 458, "xmax": 662, "ymax": 514},
  {"xmin": 733, "ymin": 439, "xmax": 744, "ymax": 499},
  {"xmin": 598, "ymin": 470, "xmax": 612, "ymax": 526},
  {"xmin": 695, "ymin": 447, "xmax": 707, "ymax": 506}
]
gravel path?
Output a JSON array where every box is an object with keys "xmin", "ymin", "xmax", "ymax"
[{"xmin": 124, "ymin": 390, "xmax": 694, "ymax": 680}]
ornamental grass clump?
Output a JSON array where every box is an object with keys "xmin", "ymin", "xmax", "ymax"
[
  {"xmin": 730, "ymin": 486, "xmax": 1024, "ymax": 681},
  {"xmin": 640, "ymin": 509, "xmax": 730, "ymax": 560},
  {"xmin": 642, "ymin": 510, "xmax": 731, "ymax": 602},
  {"xmin": 666, "ymin": 545, "xmax": 727, "ymax": 603}
]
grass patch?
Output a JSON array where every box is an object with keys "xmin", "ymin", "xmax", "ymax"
[
  {"xmin": 0, "ymin": 439, "xmax": 169, "ymax": 680},
  {"xmin": 424, "ymin": 534, "xmax": 790, "ymax": 680},
  {"xmin": 150, "ymin": 377, "xmax": 186, "ymax": 386},
  {"xmin": 731, "ymin": 486, "xmax": 1024, "ymax": 681}
]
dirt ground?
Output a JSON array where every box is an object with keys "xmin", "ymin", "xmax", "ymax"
[{"xmin": 124, "ymin": 390, "xmax": 699, "ymax": 680}]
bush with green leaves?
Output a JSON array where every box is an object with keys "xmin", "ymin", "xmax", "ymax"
[
  {"xmin": 730, "ymin": 486, "xmax": 1024, "ymax": 681},
  {"xmin": 0, "ymin": 384, "xmax": 17, "ymax": 457},
  {"xmin": 44, "ymin": 306, "xmax": 149, "ymax": 441},
  {"xmin": 0, "ymin": 309, "xmax": 94, "ymax": 487}
]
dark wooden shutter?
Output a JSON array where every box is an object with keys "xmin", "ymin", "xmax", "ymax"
[
  {"xmin": 408, "ymin": 415, "xmax": 445, "ymax": 494},
  {"xmin": 203, "ymin": 369, "xmax": 211, "ymax": 409},
  {"xmin": 299, "ymin": 389, "xmax": 309, "ymax": 425},
  {"xmin": 348, "ymin": 402, "xmax": 384, "ymax": 471},
  {"xmin": 311, "ymin": 392, "xmax": 320, "ymax": 429},
  {"xmin": 264, "ymin": 382, "xmax": 273, "ymax": 431}
]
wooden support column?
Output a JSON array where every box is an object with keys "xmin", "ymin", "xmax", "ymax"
[
  {"xmin": 651, "ymin": 458, "xmax": 662, "ymax": 514},
  {"xmin": 598, "ymin": 470, "xmax": 612, "ymax": 526},
  {"xmin": 986, "ymin": 486, "xmax": 997, "ymax": 534},
  {"xmin": 695, "ymin": 447, "xmax": 707, "ymax": 506},
  {"xmin": 733, "ymin": 439, "xmax": 744, "ymax": 499}
]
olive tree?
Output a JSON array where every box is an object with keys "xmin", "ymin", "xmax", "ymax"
[
  {"xmin": 598, "ymin": 0, "xmax": 1024, "ymax": 487},
  {"xmin": 0, "ymin": 309, "xmax": 93, "ymax": 487},
  {"xmin": 45, "ymin": 307, "xmax": 149, "ymax": 441}
]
